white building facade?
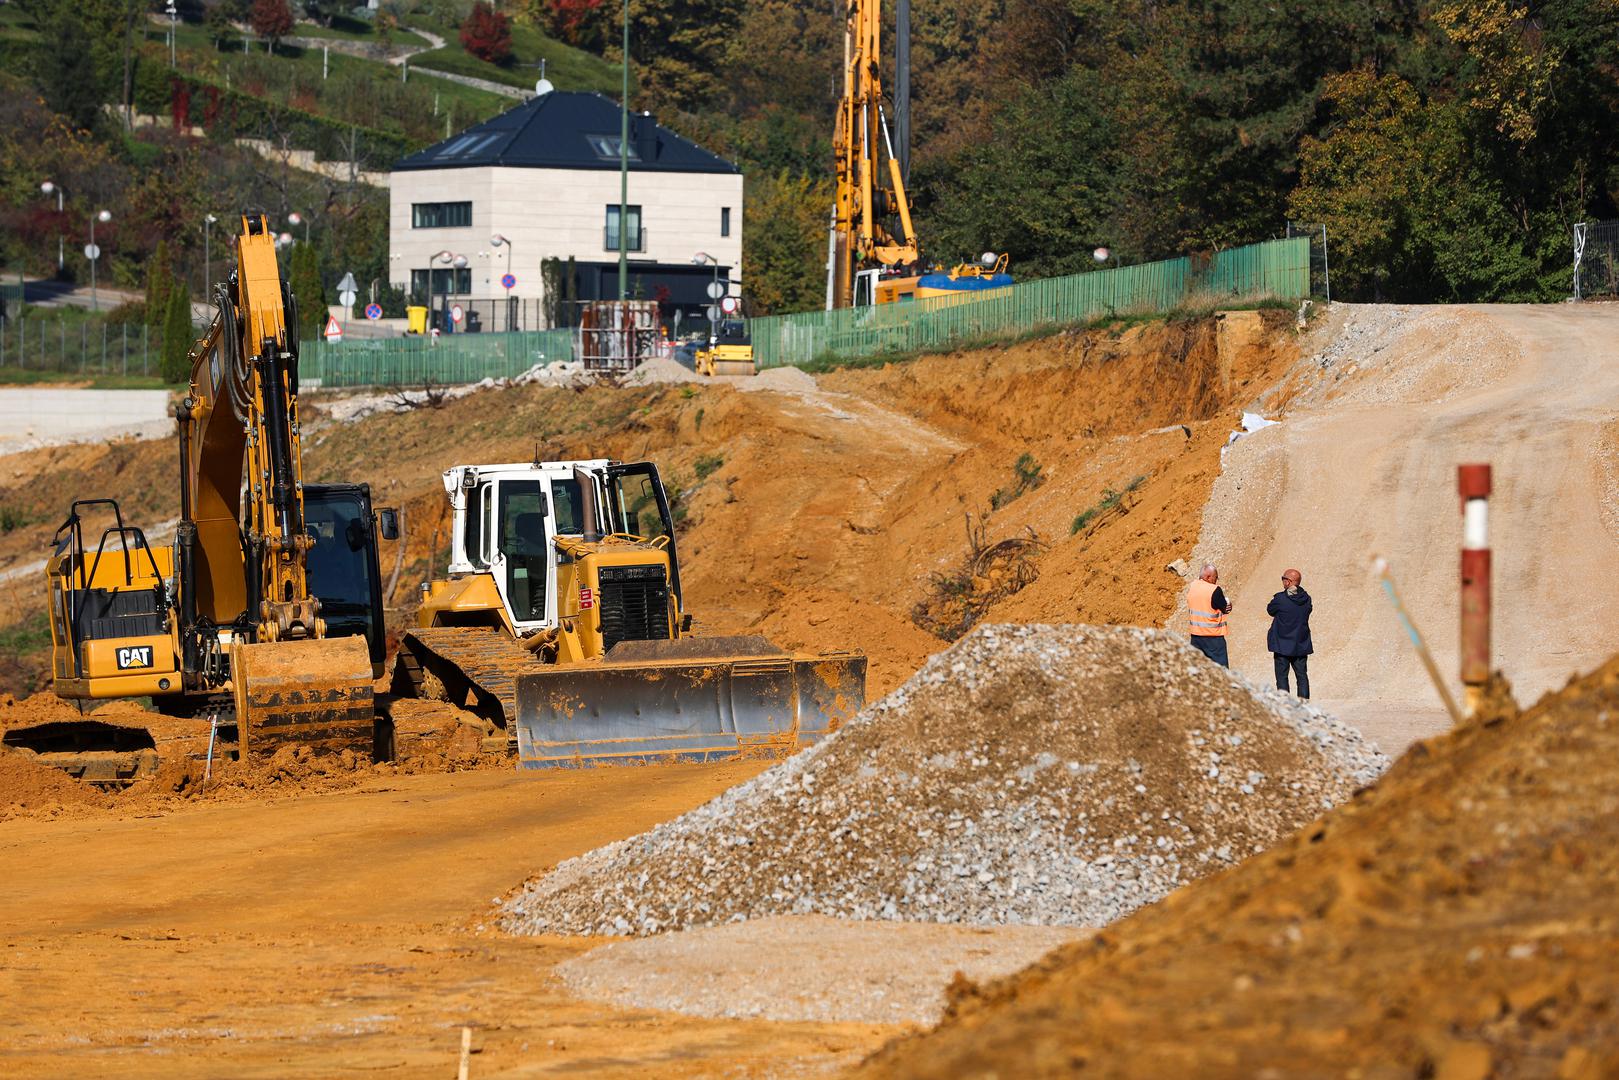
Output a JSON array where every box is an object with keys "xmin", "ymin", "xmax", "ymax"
[{"xmin": 389, "ymin": 91, "xmax": 743, "ymax": 333}]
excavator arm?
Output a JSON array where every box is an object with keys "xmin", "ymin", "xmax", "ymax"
[{"xmin": 174, "ymin": 214, "xmax": 373, "ymax": 757}]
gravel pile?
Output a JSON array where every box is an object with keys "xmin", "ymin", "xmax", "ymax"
[{"xmin": 500, "ymin": 625, "xmax": 1387, "ymax": 937}]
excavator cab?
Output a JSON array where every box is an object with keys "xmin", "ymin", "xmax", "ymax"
[{"xmin": 397, "ymin": 459, "xmax": 866, "ymax": 766}]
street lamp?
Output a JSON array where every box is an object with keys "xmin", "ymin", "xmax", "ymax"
[
  {"xmin": 692, "ymin": 251, "xmax": 721, "ymax": 345},
  {"xmin": 166, "ymin": 1, "xmax": 178, "ymax": 68},
  {"xmin": 430, "ymin": 250, "xmax": 465, "ymax": 333},
  {"xmin": 88, "ymin": 209, "xmax": 111, "ymax": 311},
  {"xmin": 288, "ymin": 211, "xmax": 310, "ymax": 244},
  {"xmin": 491, "ymin": 234, "xmax": 514, "ymax": 329},
  {"xmin": 204, "ymin": 213, "xmax": 218, "ymax": 295},
  {"xmin": 40, "ymin": 181, "xmax": 63, "ymax": 272}
]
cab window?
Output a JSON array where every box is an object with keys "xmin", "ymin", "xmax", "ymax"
[
  {"xmin": 498, "ymin": 481, "xmax": 548, "ymax": 622},
  {"xmin": 465, "ymin": 483, "xmax": 488, "ymax": 569},
  {"xmin": 550, "ymin": 478, "xmax": 586, "ymax": 535}
]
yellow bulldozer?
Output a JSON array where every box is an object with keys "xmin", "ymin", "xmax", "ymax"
[
  {"xmin": 391, "ymin": 459, "xmax": 867, "ymax": 766},
  {"xmin": 19, "ymin": 215, "xmax": 393, "ymax": 782}
]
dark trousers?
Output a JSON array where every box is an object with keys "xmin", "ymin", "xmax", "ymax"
[
  {"xmin": 1274, "ymin": 654, "xmax": 1309, "ymax": 699},
  {"xmin": 1190, "ymin": 635, "xmax": 1229, "ymax": 667}
]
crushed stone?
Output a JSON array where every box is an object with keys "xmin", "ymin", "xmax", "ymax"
[
  {"xmin": 499, "ymin": 624, "xmax": 1387, "ymax": 937},
  {"xmin": 624, "ymin": 356, "xmax": 702, "ymax": 385}
]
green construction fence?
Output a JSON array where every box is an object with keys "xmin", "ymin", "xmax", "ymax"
[
  {"xmin": 304, "ymin": 329, "xmax": 573, "ymax": 388},
  {"xmin": 749, "ymin": 235, "xmax": 1312, "ymax": 368},
  {"xmin": 304, "ymin": 237, "xmax": 1310, "ymax": 386}
]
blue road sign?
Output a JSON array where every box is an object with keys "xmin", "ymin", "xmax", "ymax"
[
  {"xmin": 364, "ymin": 303, "xmax": 383, "ymax": 320},
  {"xmin": 501, "ymin": 273, "xmax": 517, "ymax": 290}
]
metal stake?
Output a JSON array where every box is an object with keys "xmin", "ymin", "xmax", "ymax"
[{"xmin": 1374, "ymin": 556, "xmax": 1464, "ymax": 726}]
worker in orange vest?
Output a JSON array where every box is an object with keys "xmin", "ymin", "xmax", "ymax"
[{"xmin": 1186, "ymin": 563, "xmax": 1233, "ymax": 667}]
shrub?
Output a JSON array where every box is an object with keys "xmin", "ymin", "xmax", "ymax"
[
  {"xmin": 460, "ymin": 2, "xmax": 514, "ymax": 65},
  {"xmin": 161, "ymin": 285, "xmax": 194, "ymax": 384}
]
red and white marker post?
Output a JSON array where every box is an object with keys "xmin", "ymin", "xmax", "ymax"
[{"xmin": 1458, "ymin": 464, "xmax": 1492, "ymax": 715}]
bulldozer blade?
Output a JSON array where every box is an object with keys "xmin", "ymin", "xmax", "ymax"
[
  {"xmin": 514, "ymin": 649, "xmax": 866, "ymax": 767},
  {"xmin": 232, "ymin": 636, "xmax": 375, "ymax": 760}
]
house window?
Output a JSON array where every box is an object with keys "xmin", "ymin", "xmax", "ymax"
[
  {"xmin": 410, "ymin": 267, "xmax": 472, "ymax": 298},
  {"xmin": 721, "ymin": 207, "xmax": 731, "ymax": 237},
  {"xmin": 412, "ymin": 201, "xmax": 472, "ymax": 229},
  {"xmin": 605, "ymin": 204, "xmax": 644, "ymax": 252},
  {"xmin": 585, "ymin": 135, "xmax": 640, "ymax": 162}
]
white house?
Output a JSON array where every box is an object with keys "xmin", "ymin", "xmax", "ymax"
[{"xmin": 389, "ymin": 89, "xmax": 743, "ymax": 332}]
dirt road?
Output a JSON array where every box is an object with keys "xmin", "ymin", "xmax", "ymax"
[
  {"xmin": 0, "ymin": 764, "xmax": 894, "ymax": 1077},
  {"xmin": 1197, "ymin": 304, "xmax": 1619, "ymax": 751}
]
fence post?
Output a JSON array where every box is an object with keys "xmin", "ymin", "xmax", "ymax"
[
  {"xmin": 82, "ymin": 320, "xmax": 87, "ymax": 370},
  {"xmin": 143, "ymin": 324, "xmax": 148, "ymax": 375},
  {"xmin": 61, "ymin": 318, "xmax": 67, "ymax": 370},
  {"xmin": 122, "ymin": 323, "xmax": 127, "ymax": 375},
  {"xmin": 103, "ymin": 323, "xmax": 108, "ymax": 373}
]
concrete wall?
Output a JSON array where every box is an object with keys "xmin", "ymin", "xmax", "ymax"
[
  {"xmin": 388, "ymin": 165, "xmax": 744, "ymax": 306},
  {"xmin": 0, "ymin": 389, "xmax": 174, "ymax": 453}
]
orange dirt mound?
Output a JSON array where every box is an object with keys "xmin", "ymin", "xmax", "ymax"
[
  {"xmin": 0, "ymin": 751, "xmax": 113, "ymax": 818},
  {"xmin": 851, "ymin": 661, "xmax": 1619, "ymax": 1078}
]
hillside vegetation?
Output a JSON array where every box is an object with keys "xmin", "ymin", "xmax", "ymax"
[{"xmin": 0, "ymin": 0, "xmax": 1614, "ymax": 318}]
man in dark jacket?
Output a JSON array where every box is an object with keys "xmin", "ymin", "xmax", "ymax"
[{"xmin": 1266, "ymin": 568, "xmax": 1312, "ymax": 699}]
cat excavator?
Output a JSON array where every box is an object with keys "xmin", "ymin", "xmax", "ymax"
[
  {"xmin": 391, "ymin": 460, "xmax": 867, "ymax": 766},
  {"xmin": 19, "ymin": 215, "xmax": 392, "ymax": 782}
]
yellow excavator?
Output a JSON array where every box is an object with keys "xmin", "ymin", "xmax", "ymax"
[
  {"xmin": 23, "ymin": 215, "xmax": 392, "ymax": 780},
  {"xmin": 391, "ymin": 460, "xmax": 867, "ymax": 766}
]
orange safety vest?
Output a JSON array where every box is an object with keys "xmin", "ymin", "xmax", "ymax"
[{"xmin": 1187, "ymin": 579, "xmax": 1227, "ymax": 637}]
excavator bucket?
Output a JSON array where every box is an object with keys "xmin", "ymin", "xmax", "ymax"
[
  {"xmin": 232, "ymin": 636, "xmax": 375, "ymax": 760},
  {"xmin": 513, "ymin": 636, "xmax": 866, "ymax": 767}
]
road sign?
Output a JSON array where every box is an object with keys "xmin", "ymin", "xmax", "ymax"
[
  {"xmin": 323, "ymin": 315, "xmax": 342, "ymax": 341},
  {"xmin": 706, "ymin": 305, "xmax": 723, "ymax": 322},
  {"xmin": 705, "ymin": 281, "xmax": 725, "ymax": 300},
  {"xmin": 338, "ymin": 289, "xmax": 357, "ymax": 309},
  {"xmin": 720, "ymin": 296, "xmax": 740, "ymax": 315},
  {"xmin": 501, "ymin": 273, "xmax": 516, "ymax": 290},
  {"xmin": 364, "ymin": 303, "xmax": 383, "ymax": 320},
  {"xmin": 336, "ymin": 271, "xmax": 358, "ymax": 293},
  {"xmin": 450, "ymin": 304, "xmax": 464, "ymax": 324},
  {"xmin": 83, "ymin": 243, "xmax": 100, "ymax": 261}
]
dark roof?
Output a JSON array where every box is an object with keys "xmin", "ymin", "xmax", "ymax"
[{"xmin": 392, "ymin": 91, "xmax": 740, "ymax": 175}]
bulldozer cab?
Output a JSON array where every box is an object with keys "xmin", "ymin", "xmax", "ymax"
[{"xmin": 447, "ymin": 460, "xmax": 681, "ymax": 635}]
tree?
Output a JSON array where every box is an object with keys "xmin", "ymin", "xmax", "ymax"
[
  {"xmin": 34, "ymin": 8, "xmax": 107, "ymax": 131},
  {"xmin": 249, "ymin": 0, "xmax": 294, "ymax": 54},
  {"xmin": 460, "ymin": 2, "xmax": 514, "ymax": 65},
  {"xmin": 742, "ymin": 171, "xmax": 834, "ymax": 315},
  {"xmin": 161, "ymin": 282, "xmax": 194, "ymax": 384},
  {"xmin": 145, "ymin": 240, "xmax": 173, "ymax": 333},
  {"xmin": 288, "ymin": 243, "xmax": 325, "ymax": 336}
]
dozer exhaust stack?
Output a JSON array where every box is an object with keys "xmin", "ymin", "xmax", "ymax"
[
  {"xmin": 513, "ymin": 636, "xmax": 866, "ymax": 766},
  {"xmin": 231, "ymin": 636, "xmax": 375, "ymax": 759}
]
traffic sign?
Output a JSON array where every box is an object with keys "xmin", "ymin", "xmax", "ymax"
[
  {"xmin": 338, "ymin": 290, "xmax": 357, "ymax": 309},
  {"xmin": 83, "ymin": 243, "xmax": 100, "ymax": 261},
  {"xmin": 364, "ymin": 303, "xmax": 383, "ymax": 320},
  {"xmin": 336, "ymin": 271, "xmax": 358, "ymax": 293},
  {"xmin": 450, "ymin": 304, "xmax": 464, "ymax": 324},
  {"xmin": 705, "ymin": 305, "xmax": 723, "ymax": 322},
  {"xmin": 323, "ymin": 315, "xmax": 342, "ymax": 341},
  {"xmin": 705, "ymin": 281, "xmax": 725, "ymax": 300},
  {"xmin": 720, "ymin": 296, "xmax": 740, "ymax": 314},
  {"xmin": 500, "ymin": 272, "xmax": 516, "ymax": 290}
]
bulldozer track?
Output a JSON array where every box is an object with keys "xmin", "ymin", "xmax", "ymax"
[{"xmin": 395, "ymin": 626, "xmax": 541, "ymax": 740}]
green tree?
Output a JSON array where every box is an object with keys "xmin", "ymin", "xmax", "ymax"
[
  {"xmin": 145, "ymin": 239, "xmax": 173, "ymax": 333},
  {"xmin": 161, "ymin": 283, "xmax": 194, "ymax": 384},
  {"xmin": 288, "ymin": 243, "xmax": 325, "ymax": 336},
  {"xmin": 742, "ymin": 171, "xmax": 833, "ymax": 315},
  {"xmin": 33, "ymin": 8, "xmax": 106, "ymax": 131}
]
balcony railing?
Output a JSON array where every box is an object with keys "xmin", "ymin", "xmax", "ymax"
[{"xmin": 603, "ymin": 226, "xmax": 647, "ymax": 253}]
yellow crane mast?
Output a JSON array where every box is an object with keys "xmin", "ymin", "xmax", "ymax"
[{"xmin": 830, "ymin": 0, "xmax": 920, "ymax": 309}]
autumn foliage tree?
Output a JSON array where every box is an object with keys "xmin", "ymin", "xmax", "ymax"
[
  {"xmin": 249, "ymin": 0, "xmax": 294, "ymax": 53},
  {"xmin": 460, "ymin": 2, "xmax": 514, "ymax": 65}
]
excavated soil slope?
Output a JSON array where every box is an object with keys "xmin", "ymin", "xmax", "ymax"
[
  {"xmin": 852, "ymin": 661, "xmax": 1619, "ymax": 1078},
  {"xmin": 501, "ymin": 625, "xmax": 1384, "ymax": 937}
]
